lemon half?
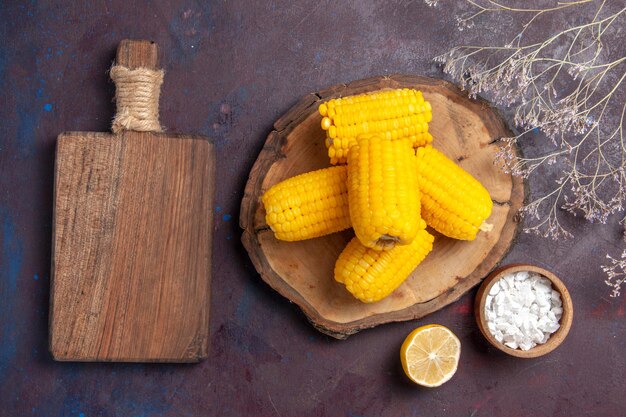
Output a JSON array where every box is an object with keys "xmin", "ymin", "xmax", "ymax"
[{"xmin": 400, "ymin": 324, "xmax": 461, "ymax": 387}]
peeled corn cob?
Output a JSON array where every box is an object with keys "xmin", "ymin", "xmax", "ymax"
[
  {"xmin": 347, "ymin": 135, "xmax": 423, "ymax": 250},
  {"xmin": 319, "ymin": 88, "xmax": 433, "ymax": 164},
  {"xmin": 262, "ymin": 166, "xmax": 351, "ymax": 241},
  {"xmin": 335, "ymin": 229, "xmax": 435, "ymax": 303},
  {"xmin": 416, "ymin": 145, "xmax": 493, "ymax": 240}
]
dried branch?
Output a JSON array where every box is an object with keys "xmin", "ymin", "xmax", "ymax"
[
  {"xmin": 429, "ymin": 0, "xmax": 626, "ymax": 294},
  {"xmin": 602, "ymin": 250, "xmax": 626, "ymax": 297}
]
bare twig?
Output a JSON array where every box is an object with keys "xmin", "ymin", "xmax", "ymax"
[{"xmin": 431, "ymin": 0, "xmax": 626, "ymax": 294}]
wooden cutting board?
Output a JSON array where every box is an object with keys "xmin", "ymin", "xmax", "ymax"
[
  {"xmin": 50, "ymin": 40, "xmax": 215, "ymax": 362},
  {"xmin": 240, "ymin": 75, "xmax": 524, "ymax": 339}
]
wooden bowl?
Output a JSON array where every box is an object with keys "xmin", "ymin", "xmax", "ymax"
[{"xmin": 475, "ymin": 264, "xmax": 573, "ymax": 358}]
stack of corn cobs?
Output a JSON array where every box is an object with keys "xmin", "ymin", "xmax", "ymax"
[{"xmin": 262, "ymin": 88, "xmax": 493, "ymax": 303}]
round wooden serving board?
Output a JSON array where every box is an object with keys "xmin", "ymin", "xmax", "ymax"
[{"xmin": 240, "ymin": 75, "xmax": 525, "ymax": 339}]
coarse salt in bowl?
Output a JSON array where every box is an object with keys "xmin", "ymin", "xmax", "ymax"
[{"xmin": 475, "ymin": 264, "xmax": 573, "ymax": 358}]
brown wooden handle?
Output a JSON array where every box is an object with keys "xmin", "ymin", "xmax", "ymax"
[{"xmin": 116, "ymin": 39, "xmax": 160, "ymax": 70}]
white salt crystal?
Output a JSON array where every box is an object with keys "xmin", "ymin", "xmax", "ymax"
[
  {"xmin": 520, "ymin": 286, "xmax": 534, "ymax": 307},
  {"xmin": 505, "ymin": 341, "xmax": 519, "ymax": 349},
  {"xmin": 529, "ymin": 275, "xmax": 540, "ymax": 286},
  {"xmin": 489, "ymin": 284, "xmax": 500, "ymax": 296},
  {"xmin": 515, "ymin": 271, "xmax": 529, "ymax": 281},
  {"xmin": 547, "ymin": 311, "xmax": 557, "ymax": 322},
  {"xmin": 497, "ymin": 322, "xmax": 511, "ymax": 332},
  {"xmin": 545, "ymin": 322, "xmax": 560, "ymax": 333},
  {"xmin": 537, "ymin": 296, "xmax": 550, "ymax": 308},
  {"xmin": 519, "ymin": 340, "xmax": 534, "ymax": 351},
  {"xmin": 538, "ymin": 278, "xmax": 552, "ymax": 288},
  {"xmin": 484, "ymin": 270, "xmax": 562, "ymax": 351},
  {"xmin": 495, "ymin": 303, "xmax": 504, "ymax": 316},
  {"xmin": 504, "ymin": 274, "xmax": 515, "ymax": 288},
  {"xmin": 503, "ymin": 332, "xmax": 516, "ymax": 343},
  {"xmin": 495, "ymin": 292, "xmax": 506, "ymax": 304}
]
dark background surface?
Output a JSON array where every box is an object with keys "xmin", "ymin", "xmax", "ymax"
[{"xmin": 1, "ymin": 1, "xmax": 625, "ymax": 416}]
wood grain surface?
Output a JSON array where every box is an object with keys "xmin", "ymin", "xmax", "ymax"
[
  {"xmin": 49, "ymin": 40, "xmax": 215, "ymax": 362},
  {"xmin": 240, "ymin": 75, "xmax": 525, "ymax": 338}
]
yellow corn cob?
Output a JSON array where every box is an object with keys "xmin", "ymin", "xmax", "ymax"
[
  {"xmin": 335, "ymin": 230, "xmax": 434, "ymax": 303},
  {"xmin": 319, "ymin": 88, "xmax": 433, "ymax": 164},
  {"xmin": 416, "ymin": 145, "xmax": 493, "ymax": 240},
  {"xmin": 347, "ymin": 135, "xmax": 423, "ymax": 250},
  {"xmin": 262, "ymin": 166, "xmax": 351, "ymax": 241}
]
